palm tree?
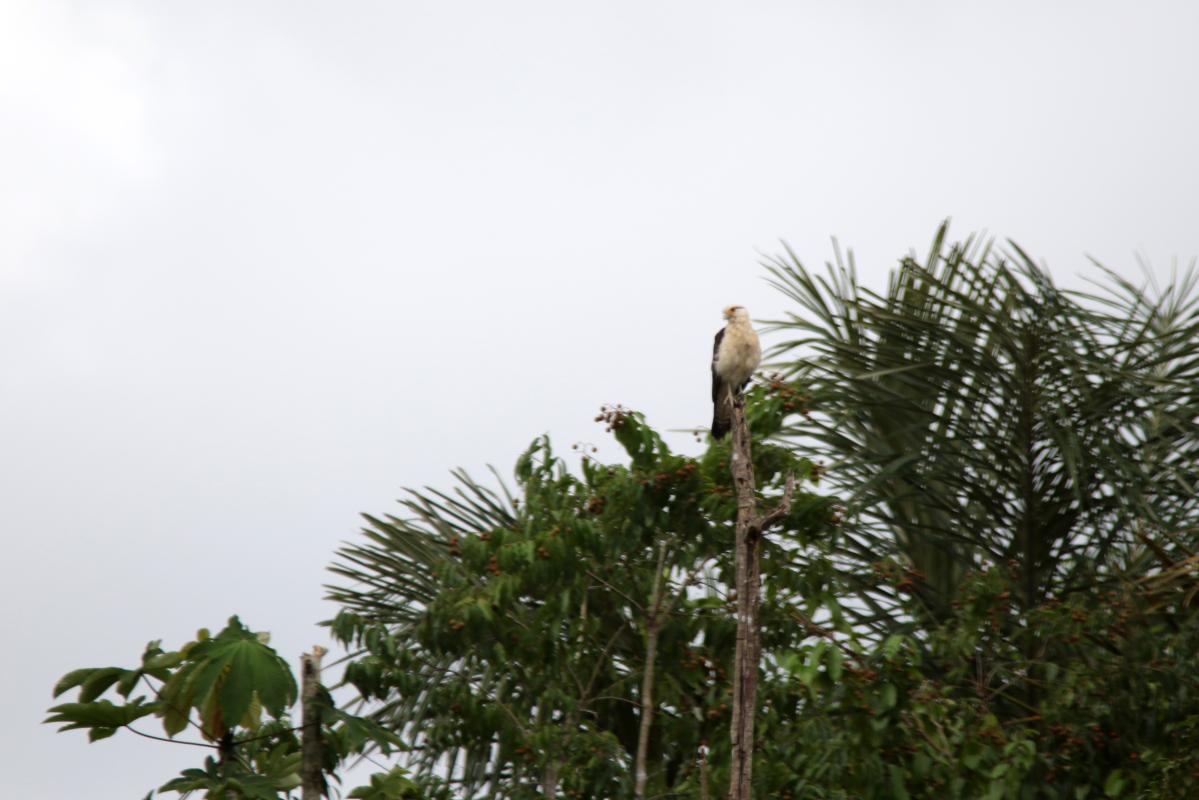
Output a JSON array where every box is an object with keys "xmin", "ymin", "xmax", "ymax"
[{"xmin": 764, "ymin": 224, "xmax": 1199, "ymax": 629}]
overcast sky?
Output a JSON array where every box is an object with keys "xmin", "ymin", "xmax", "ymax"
[{"xmin": 4, "ymin": 1, "xmax": 1198, "ymax": 797}]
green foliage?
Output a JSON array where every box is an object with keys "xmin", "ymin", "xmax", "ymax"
[
  {"xmin": 43, "ymin": 697, "xmax": 157, "ymax": 742},
  {"xmin": 764, "ymin": 224, "xmax": 1199, "ymax": 627},
  {"xmin": 752, "ymin": 226, "xmax": 1199, "ymax": 797},
  {"xmin": 325, "ymin": 227, "xmax": 1199, "ymax": 799},
  {"xmin": 327, "ymin": 402, "xmax": 832, "ymax": 798},
  {"xmin": 48, "ymin": 226, "xmax": 1199, "ymax": 798},
  {"xmin": 349, "ymin": 767, "xmax": 426, "ymax": 799},
  {"xmin": 764, "ymin": 564, "xmax": 1199, "ymax": 799},
  {"xmin": 47, "ymin": 617, "xmax": 429, "ymax": 799},
  {"xmin": 158, "ymin": 618, "xmax": 297, "ymax": 740},
  {"xmin": 156, "ymin": 746, "xmax": 301, "ymax": 800}
]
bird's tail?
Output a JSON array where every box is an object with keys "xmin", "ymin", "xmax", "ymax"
[{"xmin": 711, "ymin": 398, "xmax": 732, "ymax": 439}]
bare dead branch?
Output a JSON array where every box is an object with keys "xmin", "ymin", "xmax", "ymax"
[
  {"xmin": 726, "ymin": 385, "xmax": 794, "ymax": 800},
  {"xmin": 300, "ymin": 645, "xmax": 328, "ymax": 800}
]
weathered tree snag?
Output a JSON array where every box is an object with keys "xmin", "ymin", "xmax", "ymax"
[
  {"xmin": 726, "ymin": 386, "xmax": 795, "ymax": 800},
  {"xmin": 300, "ymin": 645, "xmax": 328, "ymax": 800}
]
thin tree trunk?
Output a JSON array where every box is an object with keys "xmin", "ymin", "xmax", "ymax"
[
  {"xmin": 726, "ymin": 387, "xmax": 795, "ymax": 800},
  {"xmin": 634, "ymin": 542, "xmax": 669, "ymax": 800},
  {"xmin": 534, "ymin": 698, "xmax": 560, "ymax": 799},
  {"xmin": 218, "ymin": 731, "xmax": 237, "ymax": 800},
  {"xmin": 542, "ymin": 763, "xmax": 559, "ymax": 799},
  {"xmin": 727, "ymin": 391, "xmax": 760, "ymax": 800},
  {"xmin": 301, "ymin": 646, "xmax": 328, "ymax": 800}
]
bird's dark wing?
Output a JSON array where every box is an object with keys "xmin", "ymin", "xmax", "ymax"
[
  {"xmin": 711, "ymin": 327, "xmax": 731, "ymax": 438},
  {"xmin": 711, "ymin": 328, "xmax": 725, "ymax": 402}
]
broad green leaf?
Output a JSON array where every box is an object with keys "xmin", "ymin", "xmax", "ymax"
[
  {"xmin": 881, "ymin": 633, "xmax": 905, "ymax": 659},
  {"xmin": 1104, "ymin": 769, "xmax": 1125, "ymax": 798},
  {"xmin": 962, "ymin": 742, "xmax": 982, "ymax": 770},
  {"xmin": 880, "ymin": 682, "xmax": 897, "ymax": 710},
  {"xmin": 53, "ymin": 668, "xmax": 102, "ymax": 698},
  {"xmin": 887, "ymin": 764, "xmax": 910, "ymax": 800},
  {"xmin": 826, "ymin": 646, "xmax": 844, "ymax": 682},
  {"xmin": 78, "ymin": 668, "xmax": 128, "ymax": 703},
  {"xmin": 88, "ymin": 726, "xmax": 118, "ymax": 742},
  {"xmin": 44, "ymin": 698, "xmax": 156, "ymax": 733},
  {"xmin": 143, "ymin": 652, "xmax": 183, "ymax": 671}
]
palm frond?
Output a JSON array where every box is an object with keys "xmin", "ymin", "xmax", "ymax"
[{"xmin": 764, "ymin": 224, "xmax": 1199, "ymax": 626}]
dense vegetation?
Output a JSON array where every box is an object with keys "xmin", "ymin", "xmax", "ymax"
[{"xmin": 49, "ymin": 227, "xmax": 1199, "ymax": 798}]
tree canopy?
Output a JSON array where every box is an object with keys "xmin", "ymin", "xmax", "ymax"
[
  {"xmin": 328, "ymin": 401, "xmax": 831, "ymax": 798},
  {"xmin": 49, "ymin": 226, "xmax": 1199, "ymax": 799},
  {"xmin": 326, "ymin": 227, "xmax": 1199, "ymax": 798}
]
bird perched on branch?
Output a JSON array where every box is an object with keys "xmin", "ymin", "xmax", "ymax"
[{"xmin": 711, "ymin": 304, "xmax": 761, "ymax": 439}]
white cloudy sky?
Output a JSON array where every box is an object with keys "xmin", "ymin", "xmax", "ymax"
[{"xmin": 3, "ymin": 1, "xmax": 1197, "ymax": 797}]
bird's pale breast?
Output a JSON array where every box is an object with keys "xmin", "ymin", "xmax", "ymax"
[{"xmin": 715, "ymin": 322, "xmax": 761, "ymax": 387}]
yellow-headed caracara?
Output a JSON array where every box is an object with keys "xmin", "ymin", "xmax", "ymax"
[{"xmin": 711, "ymin": 304, "xmax": 761, "ymax": 439}]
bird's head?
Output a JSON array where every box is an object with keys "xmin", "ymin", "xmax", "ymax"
[{"xmin": 722, "ymin": 304, "xmax": 749, "ymax": 322}]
